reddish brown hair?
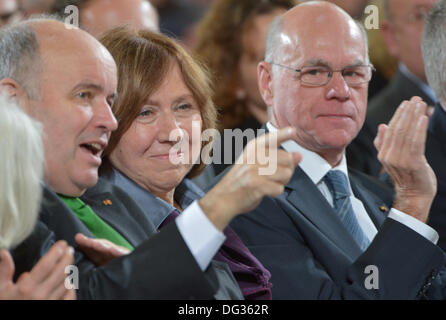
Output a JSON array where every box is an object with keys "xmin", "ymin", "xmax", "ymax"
[{"xmin": 100, "ymin": 26, "xmax": 216, "ymax": 178}]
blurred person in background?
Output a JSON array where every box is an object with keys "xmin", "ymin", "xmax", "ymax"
[
  {"xmin": 194, "ymin": 0, "xmax": 297, "ymax": 184},
  {"xmin": 150, "ymin": 0, "xmax": 210, "ymax": 47},
  {"xmin": 19, "ymin": 0, "xmax": 55, "ymax": 17},
  {"xmin": 51, "ymin": 0, "xmax": 159, "ymax": 37},
  {"xmin": 0, "ymin": 0, "xmax": 23, "ymax": 27}
]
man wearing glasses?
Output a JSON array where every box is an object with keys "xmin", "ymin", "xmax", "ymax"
[{"xmin": 229, "ymin": 1, "xmax": 445, "ymax": 299}]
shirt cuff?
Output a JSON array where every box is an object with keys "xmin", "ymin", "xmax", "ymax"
[
  {"xmin": 388, "ymin": 208, "xmax": 439, "ymax": 244},
  {"xmin": 175, "ymin": 200, "xmax": 226, "ymax": 271}
]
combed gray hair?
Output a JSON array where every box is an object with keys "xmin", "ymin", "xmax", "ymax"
[
  {"xmin": 0, "ymin": 96, "xmax": 44, "ymax": 250},
  {"xmin": 0, "ymin": 23, "xmax": 41, "ymax": 99},
  {"xmin": 422, "ymin": 0, "xmax": 446, "ymax": 102},
  {"xmin": 265, "ymin": 15, "xmax": 284, "ymax": 63},
  {"xmin": 265, "ymin": 14, "xmax": 370, "ymax": 66}
]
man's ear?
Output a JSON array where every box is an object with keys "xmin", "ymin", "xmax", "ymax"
[
  {"xmin": 258, "ymin": 61, "xmax": 274, "ymax": 107},
  {"xmin": 0, "ymin": 78, "xmax": 32, "ymax": 113}
]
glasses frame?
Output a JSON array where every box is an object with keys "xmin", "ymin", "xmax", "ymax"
[{"xmin": 268, "ymin": 62, "xmax": 376, "ymax": 87}]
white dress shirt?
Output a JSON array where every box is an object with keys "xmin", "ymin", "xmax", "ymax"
[
  {"xmin": 267, "ymin": 122, "xmax": 439, "ymax": 244},
  {"xmin": 176, "ymin": 201, "xmax": 226, "ymax": 271}
]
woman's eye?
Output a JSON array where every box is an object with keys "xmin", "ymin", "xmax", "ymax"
[
  {"xmin": 140, "ymin": 110, "xmax": 152, "ymax": 117},
  {"xmin": 78, "ymin": 92, "xmax": 92, "ymax": 99},
  {"xmin": 178, "ymin": 104, "xmax": 192, "ymax": 110},
  {"xmin": 140, "ymin": 108, "xmax": 156, "ymax": 117}
]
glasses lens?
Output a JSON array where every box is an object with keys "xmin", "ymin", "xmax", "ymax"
[
  {"xmin": 342, "ymin": 66, "xmax": 372, "ymax": 85},
  {"xmin": 300, "ymin": 66, "xmax": 331, "ymax": 86}
]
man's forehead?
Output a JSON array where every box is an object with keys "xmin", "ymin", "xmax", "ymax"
[{"xmin": 279, "ymin": 6, "xmax": 366, "ymax": 64}]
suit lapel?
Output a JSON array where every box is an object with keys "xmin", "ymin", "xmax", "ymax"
[
  {"xmin": 349, "ymin": 174, "xmax": 387, "ymax": 229},
  {"xmin": 81, "ymin": 189, "xmax": 148, "ymax": 247},
  {"xmin": 283, "ymin": 167, "xmax": 362, "ymax": 258},
  {"xmin": 40, "ymin": 187, "xmax": 94, "ymax": 246}
]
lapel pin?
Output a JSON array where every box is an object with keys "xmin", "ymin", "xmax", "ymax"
[
  {"xmin": 103, "ymin": 199, "xmax": 112, "ymax": 206},
  {"xmin": 379, "ymin": 205, "xmax": 388, "ymax": 212}
]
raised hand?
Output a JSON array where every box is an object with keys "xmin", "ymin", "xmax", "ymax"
[
  {"xmin": 0, "ymin": 240, "xmax": 76, "ymax": 300},
  {"xmin": 374, "ymin": 96, "xmax": 436, "ymax": 223}
]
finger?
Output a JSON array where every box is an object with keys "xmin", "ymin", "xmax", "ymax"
[
  {"xmin": 387, "ymin": 100, "xmax": 408, "ymax": 128},
  {"xmin": 74, "ymin": 233, "xmax": 95, "ymax": 248},
  {"xmin": 291, "ymin": 152, "xmax": 302, "ymax": 166},
  {"xmin": 379, "ymin": 102, "xmax": 407, "ymax": 160},
  {"xmin": 28, "ymin": 240, "xmax": 67, "ymax": 285},
  {"xmin": 411, "ymin": 115, "xmax": 429, "ymax": 156},
  {"xmin": 260, "ymin": 180, "xmax": 286, "ymax": 198},
  {"xmin": 374, "ymin": 124, "xmax": 387, "ymax": 151},
  {"xmin": 275, "ymin": 150, "xmax": 295, "ymax": 167},
  {"xmin": 0, "ymin": 250, "xmax": 15, "ymax": 284},
  {"xmin": 403, "ymin": 102, "xmax": 427, "ymax": 155},
  {"xmin": 48, "ymin": 282, "xmax": 70, "ymax": 300},
  {"xmin": 41, "ymin": 247, "xmax": 74, "ymax": 299},
  {"xmin": 63, "ymin": 289, "xmax": 77, "ymax": 300},
  {"xmin": 427, "ymin": 106, "xmax": 435, "ymax": 118},
  {"xmin": 383, "ymin": 101, "xmax": 412, "ymax": 159},
  {"xmin": 393, "ymin": 101, "xmax": 422, "ymax": 155},
  {"xmin": 262, "ymin": 127, "xmax": 297, "ymax": 148}
]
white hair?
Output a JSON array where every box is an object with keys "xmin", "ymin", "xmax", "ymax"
[
  {"xmin": 422, "ymin": 0, "xmax": 446, "ymax": 102},
  {"xmin": 0, "ymin": 96, "xmax": 44, "ymax": 250}
]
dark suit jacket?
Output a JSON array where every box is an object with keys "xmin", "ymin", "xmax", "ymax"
[
  {"xmin": 24, "ymin": 178, "xmax": 242, "ymax": 299},
  {"xmin": 347, "ymin": 69, "xmax": 436, "ymax": 176},
  {"xmin": 426, "ymin": 103, "xmax": 446, "ymax": 251},
  {"xmin": 230, "ymin": 166, "xmax": 446, "ymax": 299}
]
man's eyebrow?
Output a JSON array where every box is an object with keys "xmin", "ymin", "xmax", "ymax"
[
  {"xmin": 346, "ymin": 60, "xmax": 367, "ymax": 67},
  {"xmin": 303, "ymin": 59, "xmax": 366, "ymax": 68},
  {"xmin": 71, "ymin": 82, "xmax": 104, "ymax": 93},
  {"xmin": 304, "ymin": 59, "xmax": 331, "ymax": 67}
]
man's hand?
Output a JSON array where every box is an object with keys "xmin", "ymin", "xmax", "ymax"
[
  {"xmin": 0, "ymin": 241, "xmax": 76, "ymax": 300},
  {"xmin": 75, "ymin": 233, "xmax": 130, "ymax": 266},
  {"xmin": 200, "ymin": 127, "xmax": 301, "ymax": 231},
  {"xmin": 374, "ymin": 96, "xmax": 436, "ymax": 223}
]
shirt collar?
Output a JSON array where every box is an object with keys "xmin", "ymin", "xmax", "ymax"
[{"xmin": 266, "ymin": 122, "xmax": 350, "ymax": 188}]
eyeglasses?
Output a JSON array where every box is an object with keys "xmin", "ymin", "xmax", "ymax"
[{"xmin": 269, "ymin": 62, "xmax": 376, "ymax": 87}]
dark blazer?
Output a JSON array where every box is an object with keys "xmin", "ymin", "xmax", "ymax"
[
  {"xmin": 34, "ymin": 178, "xmax": 242, "ymax": 300},
  {"xmin": 347, "ymin": 69, "xmax": 436, "ymax": 176},
  {"xmin": 426, "ymin": 103, "xmax": 446, "ymax": 251},
  {"xmin": 229, "ymin": 166, "xmax": 446, "ymax": 299},
  {"xmin": 11, "ymin": 221, "xmax": 55, "ymax": 282}
]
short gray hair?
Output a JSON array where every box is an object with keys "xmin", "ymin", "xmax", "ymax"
[
  {"xmin": 0, "ymin": 23, "xmax": 41, "ymax": 99},
  {"xmin": 422, "ymin": 0, "xmax": 446, "ymax": 102},
  {"xmin": 0, "ymin": 96, "xmax": 44, "ymax": 250},
  {"xmin": 265, "ymin": 15, "xmax": 284, "ymax": 63},
  {"xmin": 265, "ymin": 15, "xmax": 370, "ymax": 66}
]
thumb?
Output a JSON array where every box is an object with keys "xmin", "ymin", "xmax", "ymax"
[
  {"xmin": 0, "ymin": 249, "xmax": 15, "ymax": 284},
  {"xmin": 291, "ymin": 151, "xmax": 302, "ymax": 166},
  {"xmin": 374, "ymin": 124, "xmax": 388, "ymax": 151}
]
